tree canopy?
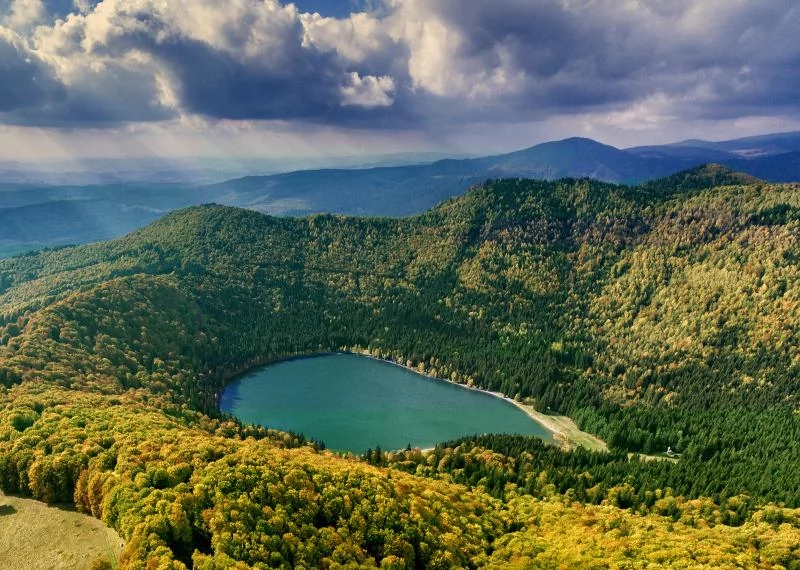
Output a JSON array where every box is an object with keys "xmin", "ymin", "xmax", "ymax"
[{"xmin": 1, "ymin": 167, "xmax": 800, "ymax": 567}]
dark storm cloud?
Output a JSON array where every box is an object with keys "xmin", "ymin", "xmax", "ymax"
[
  {"xmin": 405, "ymin": 0, "xmax": 800, "ymax": 120},
  {"xmin": 102, "ymin": 27, "xmax": 333, "ymax": 119},
  {"xmin": 85, "ymin": 10, "xmax": 368, "ymax": 121},
  {"xmin": 25, "ymin": 0, "xmax": 404, "ymax": 125},
  {"xmin": 0, "ymin": 28, "xmax": 65, "ymax": 116},
  {"xmin": 426, "ymin": 0, "xmax": 589, "ymax": 77},
  {"xmin": 0, "ymin": 0, "xmax": 799, "ymax": 128},
  {"xmin": 0, "ymin": 43, "xmax": 177, "ymax": 125}
]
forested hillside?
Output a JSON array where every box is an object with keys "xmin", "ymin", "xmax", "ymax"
[
  {"xmin": 1, "ymin": 166, "xmax": 800, "ymax": 567},
  {"xmin": 3, "ymin": 132, "xmax": 799, "ymax": 258}
]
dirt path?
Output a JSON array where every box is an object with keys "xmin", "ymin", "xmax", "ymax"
[{"xmin": 0, "ymin": 491, "xmax": 123, "ymax": 570}]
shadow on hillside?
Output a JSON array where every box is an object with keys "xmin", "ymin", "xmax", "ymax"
[{"xmin": 0, "ymin": 504, "xmax": 17, "ymax": 516}]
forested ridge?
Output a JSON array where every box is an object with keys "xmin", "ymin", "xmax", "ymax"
[{"xmin": 1, "ymin": 165, "xmax": 800, "ymax": 568}]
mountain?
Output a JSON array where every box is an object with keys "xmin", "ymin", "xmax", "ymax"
[
  {"xmin": 1, "ymin": 171, "xmax": 800, "ymax": 566},
  {"xmin": 668, "ymin": 130, "xmax": 800, "ymax": 157},
  {"xmin": 0, "ymin": 200, "xmax": 164, "ymax": 244},
  {"xmin": 0, "ymin": 152, "xmax": 471, "ymax": 186},
  {"xmin": 206, "ymin": 137, "xmax": 691, "ymax": 217},
  {"xmin": 638, "ymin": 163, "xmax": 763, "ymax": 194},
  {"xmin": 165, "ymin": 136, "xmax": 800, "ymax": 218},
  {"xmin": 724, "ymin": 150, "xmax": 800, "ymax": 182},
  {"xmin": 472, "ymin": 136, "xmax": 684, "ymax": 180},
  {"xmin": 629, "ymin": 131, "xmax": 800, "ymax": 182},
  {"xmin": 0, "ymin": 183, "xmax": 205, "ymax": 255},
  {"xmin": 11, "ymin": 137, "xmax": 677, "ymax": 252},
  {"xmin": 2, "ymin": 133, "xmax": 800, "ymax": 257},
  {"xmin": 625, "ymin": 144, "xmax": 735, "ymax": 163},
  {"xmin": 208, "ymin": 135, "xmax": 800, "ymax": 217}
]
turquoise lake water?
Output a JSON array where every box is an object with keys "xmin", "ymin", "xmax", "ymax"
[{"xmin": 219, "ymin": 353, "xmax": 553, "ymax": 453}]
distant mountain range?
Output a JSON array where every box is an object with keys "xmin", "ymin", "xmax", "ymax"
[
  {"xmin": 0, "ymin": 152, "xmax": 470, "ymax": 186},
  {"xmin": 1, "ymin": 131, "xmax": 799, "ymax": 256}
]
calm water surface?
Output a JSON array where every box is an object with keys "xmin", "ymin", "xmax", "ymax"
[{"xmin": 220, "ymin": 353, "xmax": 553, "ymax": 452}]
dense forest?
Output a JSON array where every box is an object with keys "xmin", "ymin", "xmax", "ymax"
[{"xmin": 1, "ymin": 165, "xmax": 800, "ymax": 567}]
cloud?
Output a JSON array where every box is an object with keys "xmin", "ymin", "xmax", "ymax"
[
  {"xmin": 0, "ymin": 0, "xmax": 798, "ymax": 134},
  {"xmin": 2, "ymin": 0, "xmax": 45, "ymax": 29},
  {"xmin": 22, "ymin": 0, "xmax": 408, "ymax": 124},
  {"xmin": 0, "ymin": 26, "xmax": 64, "ymax": 114},
  {"xmin": 340, "ymin": 72, "xmax": 395, "ymax": 107},
  {"xmin": 386, "ymin": 0, "xmax": 800, "ymax": 127}
]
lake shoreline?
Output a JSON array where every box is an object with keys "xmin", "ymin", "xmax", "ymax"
[
  {"xmin": 351, "ymin": 351, "xmax": 607, "ymax": 452},
  {"xmin": 219, "ymin": 350, "xmax": 607, "ymax": 452}
]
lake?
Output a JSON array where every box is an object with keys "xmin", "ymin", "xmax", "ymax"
[{"xmin": 219, "ymin": 353, "xmax": 554, "ymax": 453}]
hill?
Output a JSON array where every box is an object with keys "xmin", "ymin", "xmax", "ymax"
[
  {"xmin": 0, "ymin": 138, "xmax": 725, "ymax": 255},
  {"xmin": 668, "ymin": 130, "xmax": 800, "ymax": 157},
  {"xmin": 0, "ymin": 491, "xmax": 122, "ymax": 569},
  {"xmin": 206, "ymin": 137, "xmax": 690, "ymax": 217},
  {"xmin": 3, "ymin": 133, "xmax": 800, "ymax": 257},
  {"xmin": 471, "ymin": 137, "xmax": 683, "ymax": 180},
  {"xmin": 725, "ymin": 151, "xmax": 800, "ymax": 182},
  {"xmin": 1, "ymin": 170, "xmax": 800, "ymax": 566}
]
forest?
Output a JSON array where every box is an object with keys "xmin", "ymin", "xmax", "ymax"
[{"xmin": 1, "ymin": 164, "xmax": 800, "ymax": 567}]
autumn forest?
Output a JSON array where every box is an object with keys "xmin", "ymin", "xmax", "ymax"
[{"xmin": 1, "ymin": 165, "xmax": 800, "ymax": 568}]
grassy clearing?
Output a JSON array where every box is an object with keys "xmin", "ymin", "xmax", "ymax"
[
  {"xmin": 514, "ymin": 403, "xmax": 609, "ymax": 452},
  {"xmin": 0, "ymin": 491, "xmax": 122, "ymax": 570}
]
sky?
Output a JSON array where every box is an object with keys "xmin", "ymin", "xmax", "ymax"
[{"xmin": 1, "ymin": 0, "xmax": 800, "ymax": 161}]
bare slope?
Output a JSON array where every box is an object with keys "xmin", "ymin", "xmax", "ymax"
[{"xmin": 0, "ymin": 491, "xmax": 122, "ymax": 570}]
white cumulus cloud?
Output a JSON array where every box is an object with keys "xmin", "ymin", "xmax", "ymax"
[{"xmin": 341, "ymin": 72, "xmax": 395, "ymax": 107}]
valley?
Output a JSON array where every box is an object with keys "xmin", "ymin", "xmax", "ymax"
[
  {"xmin": 3, "ymin": 0, "xmax": 800, "ymax": 566},
  {"xmin": 0, "ymin": 167, "xmax": 799, "ymax": 566}
]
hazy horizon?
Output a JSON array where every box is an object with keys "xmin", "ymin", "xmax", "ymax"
[{"xmin": 2, "ymin": 130, "xmax": 799, "ymax": 173}]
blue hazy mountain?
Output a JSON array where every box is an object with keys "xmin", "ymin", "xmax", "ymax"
[
  {"xmin": 208, "ymin": 135, "xmax": 799, "ymax": 216},
  {"xmin": 666, "ymin": 131, "xmax": 800, "ymax": 157},
  {"xmin": 1, "ymin": 132, "xmax": 799, "ymax": 256},
  {"xmin": 722, "ymin": 151, "xmax": 800, "ymax": 182},
  {"xmin": 208, "ymin": 138, "xmax": 685, "ymax": 217},
  {"xmin": 624, "ymin": 144, "xmax": 735, "ymax": 163}
]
